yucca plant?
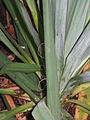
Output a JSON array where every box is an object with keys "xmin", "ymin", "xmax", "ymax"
[{"xmin": 0, "ymin": 0, "xmax": 90, "ymax": 120}]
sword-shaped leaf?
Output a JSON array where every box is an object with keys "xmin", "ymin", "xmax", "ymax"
[
  {"xmin": 65, "ymin": 0, "xmax": 89, "ymax": 59},
  {"xmin": 0, "ymin": 23, "xmax": 34, "ymax": 64},
  {"xmin": 42, "ymin": 0, "xmax": 61, "ymax": 119},
  {"xmin": 0, "ymin": 89, "xmax": 16, "ymax": 95},
  {"xmin": 0, "ymin": 30, "xmax": 27, "ymax": 63},
  {"xmin": 55, "ymin": 0, "xmax": 68, "ymax": 80},
  {"xmin": 61, "ymin": 23, "xmax": 90, "ymax": 94},
  {"xmin": 32, "ymin": 100, "xmax": 55, "ymax": 120},
  {"xmin": 3, "ymin": 0, "xmax": 39, "ymax": 64},
  {"xmin": 1, "ymin": 63, "xmax": 41, "ymax": 74},
  {"xmin": 0, "ymin": 101, "xmax": 34, "ymax": 120},
  {"xmin": 0, "ymin": 51, "xmax": 41, "ymax": 102}
]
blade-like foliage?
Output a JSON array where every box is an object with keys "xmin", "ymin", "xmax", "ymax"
[
  {"xmin": 65, "ymin": 0, "xmax": 89, "ymax": 59},
  {"xmin": 0, "ymin": 89, "xmax": 16, "ymax": 95},
  {"xmin": 0, "ymin": 23, "xmax": 34, "ymax": 64},
  {"xmin": 20, "ymin": 1, "xmax": 41, "ymax": 46},
  {"xmin": 3, "ymin": 0, "xmax": 39, "ymax": 64},
  {"xmin": 85, "ymin": 4, "xmax": 90, "ymax": 25},
  {"xmin": 61, "ymin": 70, "xmax": 90, "ymax": 98},
  {"xmin": 0, "ymin": 30, "xmax": 27, "ymax": 63},
  {"xmin": 42, "ymin": 0, "xmax": 61, "ymax": 119},
  {"xmin": 60, "ymin": 23, "xmax": 90, "ymax": 94},
  {"xmin": 68, "ymin": 99, "xmax": 90, "ymax": 111},
  {"xmin": 0, "ymin": 51, "xmax": 41, "ymax": 102},
  {"xmin": 71, "ymin": 82, "xmax": 90, "ymax": 97},
  {"xmin": 0, "ymin": 0, "xmax": 90, "ymax": 119},
  {"xmin": 25, "ymin": 0, "xmax": 39, "ymax": 30},
  {"xmin": 55, "ymin": 0, "xmax": 68, "ymax": 81},
  {"xmin": 0, "ymin": 101, "xmax": 34, "ymax": 120},
  {"xmin": 32, "ymin": 100, "xmax": 55, "ymax": 120},
  {"xmin": 70, "ymin": 71, "xmax": 90, "ymax": 97},
  {"xmin": 1, "ymin": 63, "xmax": 41, "ymax": 74}
]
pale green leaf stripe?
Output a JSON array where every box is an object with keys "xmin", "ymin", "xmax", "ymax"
[
  {"xmin": 55, "ymin": 0, "xmax": 68, "ymax": 81},
  {"xmin": 65, "ymin": 0, "xmax": 89, "ymax": 59},
  {"xmin": 55, "ymin": 0, "xmax": 68, "ymax": 59},
  {"xmin": 32, "ymin": 100, "xmax": 55, "ymax": 120},
  {"xmin": 66, "ymin": 0, "xmax": 78, "ymax": 36},
  {"xmin": 71, "ymin": 56, "xmax": 90, "ymax": 78},
  {"xmin": 42, "ymin": 0, "xmax": 61, "ymax": 120},
  {"xmin": 50, "ymin": 0, "xmax": 56, "ymax": 27},
  {"xmin": 0, "ymin": 101, "xmax": 34, "ymax": 120},
  {"xmin": 0, "ymin": 89, "xmax": 16, "ymax": 95},
  {"xmin": 1, "ymin": 63, "xmax": 41, "ymax": 73},
  {"xmin": 85, "ymin": 4, "xmax": 90, "ymax": 25}
]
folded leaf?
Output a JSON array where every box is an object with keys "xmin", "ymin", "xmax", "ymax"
[
  {"xmin": 32, "ymin": 100, "xmax": 55, "ymax": 120},
  {"xmin": 65, "ymin": 0, "xmax": 89, "ymax": 59},
  {"xmin": 60, "ymin": 23, "xmax": 90, "ymax": 94}
]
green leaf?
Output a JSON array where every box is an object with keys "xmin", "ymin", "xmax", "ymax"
[
  {"xmin": 20, "ymin": 1, "xmax": 41, "ymax": 46},
  {"xmin": 0, "ymin": 51, "xmax": 40, "ymax": 102},
  {"xmin": 64, "ymin": 23, "xmax": 90, "ymax": 78},
  {"xmin": 42, "ymin": 0, "xmax": 61, "ymax": 119},
  {"xmin": 0, "ymin": 30, "xmax": 27, "ymax": 63},
  {"xmin": 3, "ymin": 0, "xmax": 39, "ymax": 64},
  {"xmin": 0, "ymin": 22, "xmax": 34, "ymax": 64},
  {"xmin": 55, "ymin": 0, "xmax": 68, "ymax": 81},
  {"xmin": 32, "ymin": 100, "xmax": 55, "ymax": 120},
  {"xmin": 7, "ymin": 72, "xmax": 41, "ymax": 92},
  {"xmin": 71, "ymin": 82, "xmax": 90, "ymax": 97},
  {"xmin": 61, "ymin": 23, "xmax": 90, "ymax": 94},
  {"xmin": 26, "ymin": 0, "xmax": 38, "ymax": 30},
  {"xmin": 65, "ymin": 0, "xmax": 89, "ymax": 59},
  {"xmin": 0, "ymin": 89, "xmax": 16, "ymax": 95},
  {"xmin": 61, "ymin": 71, "xmax": 90, "ymax": 98},
  {"xmin": 68, "ymin": 99, "xmax": 90, "ymax": 111},
  {"xmin": 50, "ymin": 0, "xmax": 56, "ymax": 27},
  {"xmin": 66, "ymin": 0, "xmax": 78, "ymax": 36},
  {"xmin": 0, "ymin": 101, "xmax": 34, "ymax": 120},
  {"xmin": 70, "ymin": 71, "xmax": 90, "ymax": 97},
  {"xmin": 85, "ymin": 4, "xmax": 90, "ymax": 25},
  {"xmin": 8, "ymin": 72, "xmax": 40, "ymax": 102},
  {"xmin": 77, "ymin": 106, "xmax": 90, "ymax": 115},
  {"xmin": 1, "ymin": 63, "xmax": 41, "ymax": 74}
]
